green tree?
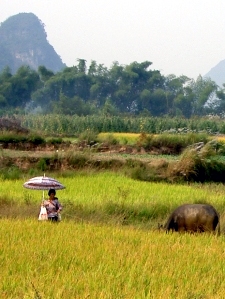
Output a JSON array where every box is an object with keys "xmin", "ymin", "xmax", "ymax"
[
  {"xmin": 110, "ymin": 61, "xmax": 164, "ymax": 114},
  {"xmin": 187, "ymin": 75, "xmax": 217, "ymax": 116},
  {"xmin": 38, "ymin": 66, "xmax": 54, "ymax": 82},
  {"xmin": 101, "ymin": 98, "xmax": 118, "ymax": 116},
  {"xmin": 173, "ymin": 93, "xmax": 193, "ymax": 118},
  {"xmin": 0, "ymin": 66, "xmax": 12, "ymax": 82},
  {"xmin": 77, "ymin": 58, "xmax": 87, "ymax": 73},
  {"xmin": 89, "ymin": 61, "xmax": 110, "ymax": 107},
  {"xmin": 52, "ymin": 92, "xmax": 94, "ymax": 115},
  {"xmin": 214, "ymin": 85, "xmax": 225, "ymax": 114},
  {"xmin": 0, "ymin": 65, "xmax": 40, "ymax": 108}
]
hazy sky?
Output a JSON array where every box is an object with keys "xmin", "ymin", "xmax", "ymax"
[{"xmin": 1, "ymin": 0, "xmax": 225, "ymax": 78}]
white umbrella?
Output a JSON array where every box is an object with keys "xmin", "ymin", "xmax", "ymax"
[{"xmin": 23, "ymin": 175, "xmax": 65, "ymax": 199}]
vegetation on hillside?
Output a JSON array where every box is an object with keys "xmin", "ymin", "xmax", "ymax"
[
  {"xmin": 0, "ymin": 13, "xmax": 65, "ymax": 73},
  {"xmin": 1, "ymin": 13, "xmax": 225, "ymax": 120}
]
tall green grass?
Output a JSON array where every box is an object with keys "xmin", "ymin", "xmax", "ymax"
[
  {"xmin": 20, "ymin": 114, "xmax": 225, "ymax": 135},
  {"xmin": 3, "ymin": 172, "xmax": 225, "ymax": 207},
  {"xmin": 1, "ymin": 172, "xmax": 225, "ymax": 227}
]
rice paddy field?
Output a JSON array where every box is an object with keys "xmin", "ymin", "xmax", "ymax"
[
  {"xmin": 1, "ymin": 219, "xmax": 225, "ymax": 299},
  {"xmin": 97, "ymin": 132, "xmax": 225, "ymax": 146},
  {"xmin": 1, "ymin": 172, "xmax": 225, "ymax": 298},
  {"xmin": 98, "ymin": 132, "xmax": 141, "ymax": 145},
  {"xmin": 2, "ymin": 172, "xmax": 225, "ymax": 218}
]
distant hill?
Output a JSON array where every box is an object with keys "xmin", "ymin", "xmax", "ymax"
[
  {"xmin": 0, "ymin": 12, "xmax": 66, "ymax": 74},
  {"xmin": 204, "ymin": 60, "xmax": 225, "ymax": 88}
]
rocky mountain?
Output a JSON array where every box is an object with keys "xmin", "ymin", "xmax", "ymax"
[
  {"xmin": 0, "ymin": 13, "xmax": 66, "ymax": 74},
  {"xmin": 204, "ymin": 60, "xmax": 225, "ymax": 88}
]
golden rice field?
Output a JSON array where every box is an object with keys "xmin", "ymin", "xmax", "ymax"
[
  {"xmin": 98, "ymin": 132, "xmax": 225, "ymax": 144},
  {"xmin": 1, "ymin": 219, "xmax": 225, "ymax": 298},
  {"xmin": 98, "ymin": 132, "xmax": 141, "ymax": 145},
  {"xmin": 216, "ymin": 135, "xmax": 225, "ymax": 143},
  {"xmin": 1, "ymin": 172, "xmax": 225, "ymax": 298}
]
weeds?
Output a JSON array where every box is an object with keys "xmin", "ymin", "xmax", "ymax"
[
  {"xmin": 168, "ymin": 141, "xmax": 225, "ymax": 183},
  {"xmin": 65, "ymin": 151, "xmax": 89, "ymax": 168},
  {"xmin": 37, "ymin": 158, "xmax": 48, "ymax": 171},
  {"xmin": 0, "ymin": 166, "xmax": 21, "ymax": 180},
  {"xmin": 78, "ymin": 129, "xmax": 98, "ymax": 145}
]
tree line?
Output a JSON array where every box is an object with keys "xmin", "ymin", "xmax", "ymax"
[{"xmin": 0, "ymin": 59, "xmax": 225, "ymax": 118}]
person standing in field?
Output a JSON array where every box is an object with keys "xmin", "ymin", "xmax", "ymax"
[{"xmin": 43, "ymin": 189, "xmax": 63, "ymax": 222}]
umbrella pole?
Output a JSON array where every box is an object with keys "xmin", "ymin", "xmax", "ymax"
[{"xmin": 42, "ymin": 173, "xmax": 45, "ymax": 202}]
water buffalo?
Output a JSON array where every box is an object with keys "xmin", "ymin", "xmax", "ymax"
[{"xmin": 164, "ymin": 204, "xmax": 220, "ymax": 234}]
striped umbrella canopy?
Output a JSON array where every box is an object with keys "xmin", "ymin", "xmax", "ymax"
[{"xmin": 23, "ymin": 176, "xmax": 65, "ymax": 192}]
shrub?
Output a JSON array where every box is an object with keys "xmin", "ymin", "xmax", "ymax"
[
  {"xmin": 167, "ymin": 141, "xmax": 225, "ymax": 183},
  {"xmin": 0, "ymin": 166, "xmax": 21, "ymax": 180},
  {"xmin": 78, "ymin": 129, "xmax": 98, "ymax": 145},
  {"xmin": 47, "ymin": 137, "xmax": 63, "ymax": 145},
  {"xmin": 134, "ymin": 133, "xmax": 210, "ymax": 154},
  {"xmin": 136, "ymin": 133, "xmax": 153, "ymax": 150},
  {"xmin": 129, "ymin": 165, "xmax": 158, "ymax": 182},
  {"xmin": 28, "ymin": 135, "xmax": 45, "ymax": 145},
  {"xmin": 65, "ymin": 152, "xmax": 89, "ymax": 168},
  {"xmin": 185, "ymin": 132, "xmax": 209, "ymax": 145},
  {"xmin": 0, "ymin": 117, "xmax": 29, "ymax": 134},
  {"xmin": 97, "ymin": 133, "xmax": 119, "ymax": 146},
  {"xmin": 0, "ymin": 132, "xmax": 27, "ymax": 143},
  {"xmin": 37, "ymin": 158, "xmax": 48, "ymax": 171}
]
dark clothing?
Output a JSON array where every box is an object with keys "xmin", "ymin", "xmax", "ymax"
[{"xmin": 48, "ymin": 215, "xmax": 59, "ymax": 222}]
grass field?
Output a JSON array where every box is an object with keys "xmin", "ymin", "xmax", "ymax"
[
  {"xmin": 2, "ymin": 124, "xmax": 225, "ymax": 296},
  {"xmin": 1, "ymin": 172, "xmax": 225, "ymax": 298},
  {"xmin": 1, "ymin": 172, "xmax": 225, "ymax": 223}
]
